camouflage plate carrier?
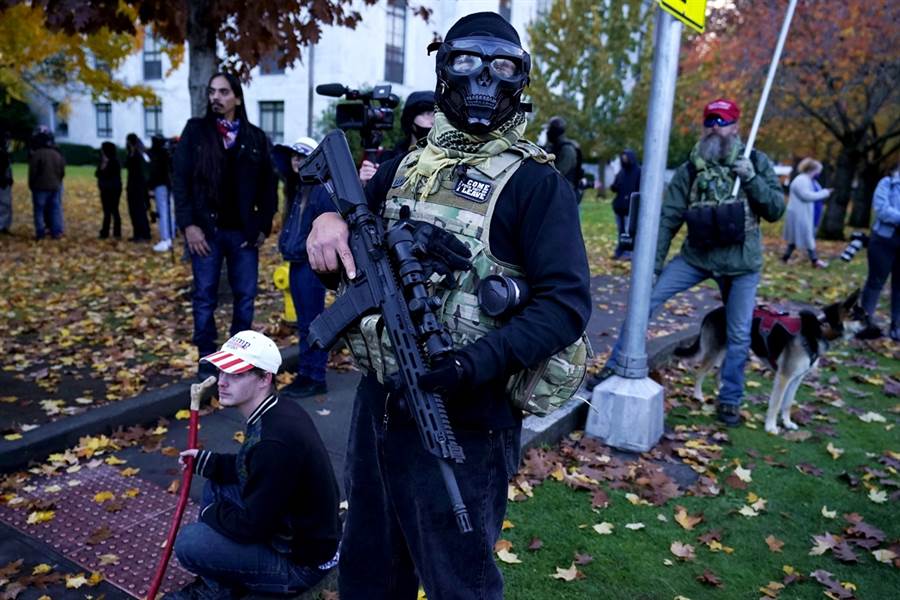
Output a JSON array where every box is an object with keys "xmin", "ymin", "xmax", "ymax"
[{"xmin": 344, "ymin": 143, "xmax": 591, "ymax": 417}]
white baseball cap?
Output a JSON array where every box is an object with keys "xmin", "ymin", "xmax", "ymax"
[
  {"xmin": 200, "ymin": 330, "xmax": 282, "ymax": 375},
  {"xmin": 288, "ymin": 136, "xmax": 318, "ymax": 156}
]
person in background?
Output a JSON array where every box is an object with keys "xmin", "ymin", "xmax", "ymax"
[
  {"xmin": 544, "ymin": 116, "xmax": 583, "ymax": 202},
  {"xmin": 275, "ymin": 137, "xmax": 332, "ymax": 398},
  {"xmin": 27, "ymin": 128, "xmax": 66, "ymax": 240},
  {"xmin": 172, "ymin": 72, "xmax": 277, "ymax": 378},
  {"xmin": 611, "ymin": 148, "xmax": 641, "ymax": 260},
  {"xmin": 125, "ymin": 133, "xmax": 152, "ymax": 242},
  {"xmin": 781, "ymin": 157, "xmax": 832, "ymax": 268},
  {"xmin": 149, "ymin": 135, "xmax": 174, "ymax": 252},
  {"xmin": 857, "ymin": 160, "xmax": 900, "ymax": 342},
  {"xmin": 95, "ymin": 141, "xmax": 122, "ymax": 239},
  {"xmin": 0, "ymin": 130, "xmax": 12, "ymax": 234},
  {"xmin": 358, "ymin": 90, "xmax": 435, "ymax": 184}
]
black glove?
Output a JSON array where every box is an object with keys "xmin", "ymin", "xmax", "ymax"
[
  {"xmin": 398, "ymin": 207, "xmax": 473, "ymax": 278},
  {"xmin": 418, "ymin": 353, "xmax": 469, "ymax": 396}
]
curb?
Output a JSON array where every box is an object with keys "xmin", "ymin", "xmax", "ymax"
[
  {"xmin": 521, "ymin": 325, "xmax": 699, "ymax": 451},
  {"xmin": 0, "ymin": 347, "xmax": 300, "ymax": 473}
]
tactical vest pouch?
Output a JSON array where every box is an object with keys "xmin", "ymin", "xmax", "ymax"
[
  {"xmin": 506, "ymin": 333, "xmax": 592, "ymax": 417},
  {"xmin": 685, "ymin": 201, "xmax": 746, "ymax": 249}
]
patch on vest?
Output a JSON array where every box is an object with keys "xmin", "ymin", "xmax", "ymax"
[
  {"xmin": 454, "ymin": 176, "xmax": 493, "ymax": 203},
  {"xmin": 391, "ymin": 175, "xmax": 408, "ymax": 188}
]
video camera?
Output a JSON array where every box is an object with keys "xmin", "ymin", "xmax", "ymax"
[{"xmin": 316, "ymin": 83, "xmax": 399, "ymax": 158}]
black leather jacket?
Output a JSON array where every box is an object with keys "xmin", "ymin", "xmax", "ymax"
[{"xmin": 172, "ymin": 117, "xmax": 277, "ymax": 243}]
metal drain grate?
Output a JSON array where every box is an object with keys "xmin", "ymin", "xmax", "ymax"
[{"xmin": 0, "ymin": 463, "xmax": 197, "ymax": 597}]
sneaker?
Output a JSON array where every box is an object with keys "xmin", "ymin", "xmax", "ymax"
[
  {"xmin": 889, "ymin": 326, "xmax": 900, "ymax": 342},
  {"xmin": 855, "ymin": 322, "xmax": 883, "ymax": 340},
  {"xmin": 282, "ymin": 375, "xmax": 328, "ymax": 398},
  {"xmin": 716, "ymin": 403, "xmax": 742, "ymax": 427},
  {"xmin": 153, "ymin": 239, "xmax": 173, "ymax": 252},
  {"xmin": 812, "ymin": 259, "xmax": 829, "ymax": 268}
]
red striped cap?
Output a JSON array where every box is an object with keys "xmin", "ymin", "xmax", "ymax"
[{"xmin": 200, "ymin": 330, "xmax": 282, "ymax": 374}]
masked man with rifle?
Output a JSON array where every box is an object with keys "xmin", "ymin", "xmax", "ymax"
[{"xmin": 306, "ymin": 12, "xmax": 591, "ymax": 599}]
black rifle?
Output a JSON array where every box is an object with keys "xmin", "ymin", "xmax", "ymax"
[{"xmin": 298, "ymin": 130, "xmax": 472, "ymax": 534}]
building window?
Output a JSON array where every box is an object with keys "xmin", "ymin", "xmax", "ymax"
[
  {"xmin": 53, "ymin": 103, "xmax": 68, "ymax": 138},
  {"xmin": 260, "ymin": 51, "xmax": 286, "ymax": 75},
  {"xmin": 95, "ymin": 103, "xmax": 112, "ymax": 138},
  {"xmin": 499, "ymin": 0, "xmax": 512, "ymax": 21},
  {"xmin": 259, "ymin": 101, "xmax": 284, "ymax": 143},
  {"xmin": 384, "ymin": 0, "xmax": 406, "ymax": 83},
  {"xmin": 143, "ymin": 34, "xmax": 163, "ymax": 80},
  {"xmin": 145, "ymin": 104, "xmax": 163, "ymax": 137}
]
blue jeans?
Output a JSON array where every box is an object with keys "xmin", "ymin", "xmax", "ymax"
[
  {"xmin": 190, "ymin": 229, "xmax": 259, "ymax": 356},
  {"xmin": 289, "ymin": 262, "xmax": 328, "ymax": 382},
  {"xmin": 861, "ymin": 228, "xmax": 900, "ymax": 327},
  {"xmin": 339, "ymin": 374, "xmax": 519, "ymax": 600},
  {"xmin": 154, "ymin": 185, "xmax": 172, "ymax": 241},
  {"xmin": 31, "ymin": 189, "xmax": 64, "ymax": 239},
  {"xmin": 608, "ymin": 255, "xmax": 760, "ymax": 406},
  {"xmin": 174, "ymin": 481, "xmax": 329, "ymax": 594}
]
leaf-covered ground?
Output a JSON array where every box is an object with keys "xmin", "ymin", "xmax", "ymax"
[
  {"xmin": 496, "ymin": 196, "xmax": 899, "ymax": 599},
  {"xmin": 0, "ymin": 165, "xmax": 306, "ymax": 436}
]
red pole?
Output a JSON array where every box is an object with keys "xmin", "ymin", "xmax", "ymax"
[{"xmin": 146, "ymin": 376, "xmax": 216, "ymax": 600}]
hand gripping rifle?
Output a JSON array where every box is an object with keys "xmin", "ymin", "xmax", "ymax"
[{"xmin": 299, "ymin": 130, "xmax": 472, "ymax": 534}]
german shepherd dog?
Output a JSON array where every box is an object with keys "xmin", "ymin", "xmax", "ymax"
[{"xmin": 674, "ymin": 290, "xmax": 863, "ymax": 434}]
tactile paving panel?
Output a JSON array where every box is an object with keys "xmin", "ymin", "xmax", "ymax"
[{"xmin": 0, "ymin": 463, "xmax": 197, "ymax": 597}]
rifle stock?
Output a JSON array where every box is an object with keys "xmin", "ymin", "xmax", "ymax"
[{"xmin": 300, "ymin": 130, "xmax": 472, "ymax": 533}]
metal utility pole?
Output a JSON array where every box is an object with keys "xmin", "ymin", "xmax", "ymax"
[
  {"xmin": 307, "ymin": 44, "xmax": 317, "ymax": 137},
  {"xmin": 586, "ymin": 7, "xmax": 682, "ymax": 452}
]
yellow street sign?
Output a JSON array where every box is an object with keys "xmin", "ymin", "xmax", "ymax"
[{"xmin": 658, "ymin": 0, "xmax": 707, "ymax": 34}]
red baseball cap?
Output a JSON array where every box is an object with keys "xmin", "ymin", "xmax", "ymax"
[{"xmin": 703, "ymin": 98, "xmax": 741, "ymax": 122}]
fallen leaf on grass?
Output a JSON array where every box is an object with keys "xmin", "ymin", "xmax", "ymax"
[
  {"xmin": 674, "ymin": 505, "xmax": 703, "ymax": 530},
  {"xmin": 782, "ymin": 429, "xmax": 812, "ymax": 442},
  {"xmin": 832, "ymin": 541, "xmax": 858, "ymax": 563},
  {"xmin": 493, "ymin": 539, "xmax": 512, "ymax": 553},
  {"xmin": 826, "ymin": 442, "xmax": 844, "ymax": 460},
  {"xmin": 527, "ymin": 537, "xmax": 543, "ymax": 551},
  {"xmin": 809, "ymin": 533, "xmax": 840, "ymax": 556},
  {"xmin": 573, "ymin": 552, "xmax": 593, "ymax": 565},
  {"xmin": 590, "ymin": 489, "xmax": 609, "ymax": 509},
  {"xmin": 759, "ymin": 581, "xmax": 784, "ymax": 598},
  {"xmin": 697, "ymin": 569, "xmax": 723, "ymax": 588},
  {"xmin": 496, "ymin": 548, "xmax": 521, "ymax": 564},
  {"xmin": 872, "ymin": 549, "xmax": 897, "ymax": 564},
  {"xmin": 867, "ymin": 488, "xmax": 887, "ymax": 504},
  {"xmin": 670, "ymin": 541, "xmax": 695, "ymax": 561},
  {"xmin": 765, "ymin": 535, "xmax": 784, "ymax": 552},
  {"xmin": 501, "ymin": 519, "xmax": 514, "ymax": 530},
  {"xmin": 738, "ymin": 505, "xmax": 759, "ymax": 517},
  {"xmin": 858, "ymin": 411, "xmax": 886, "ymax": 423},
  {"xmin": 551, "ymin": 563, "xmax": 583, "ymax": 581},
  {"xmin": 733, "ymin": 465, "xmax": 752, "ymax": 482},
  {"xmin": 821, "ymin": 506, "xmax": 837, "ymax": 519},
  {"xmin": 593, "ymin": 522, "xmax": 614, "ymax": 535},
  {"xmin": 624, "ymin": 522, "xmax": 645, "ymax": 530}
]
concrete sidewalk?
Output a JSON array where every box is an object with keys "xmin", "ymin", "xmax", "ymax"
[{"xmin": 0, "ymin": 273, "xmax": 722, "ymax": 597}]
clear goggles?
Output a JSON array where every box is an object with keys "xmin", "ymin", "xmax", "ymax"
[{"xmin": 432, "ymin": 37, "xmax": 529, "ymax": 80}]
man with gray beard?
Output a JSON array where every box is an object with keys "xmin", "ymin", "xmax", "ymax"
[{"xmin": 594, "ymin": 98, "xmax": 784, "ymax": 426}]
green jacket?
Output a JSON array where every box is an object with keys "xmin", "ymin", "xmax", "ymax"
[{"xmin": 655, "ymin": 146, "xmax": 784, "ymax": 277}]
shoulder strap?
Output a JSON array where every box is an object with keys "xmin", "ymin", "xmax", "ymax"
[{"xmin": 481, "ymin": 151, "xmax": 530, "ymax": 270}]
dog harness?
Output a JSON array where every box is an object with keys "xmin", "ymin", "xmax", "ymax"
[{"xmin": 751, "ymin": 306, "xmax": 802, "ymax": 370}]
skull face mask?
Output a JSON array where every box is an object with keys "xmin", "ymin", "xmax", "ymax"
[{"xmin": 429, "ymin": 36, "xmax": 531, "ymax": 134}]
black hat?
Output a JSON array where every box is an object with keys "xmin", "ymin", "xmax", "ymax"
[
  {"xmin": 401, "ymin": 90, "xmax": 435, "ymax": 134},
  {"xmin": 444, "ymin": 12, "xmax": 520, "ymax": 45}
]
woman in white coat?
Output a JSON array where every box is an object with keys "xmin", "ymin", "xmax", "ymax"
[{"xmin": 782, "ymin": 158, "xmax": 832, "ymax": 267}]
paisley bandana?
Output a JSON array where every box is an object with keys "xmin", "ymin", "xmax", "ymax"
[{"xmin": 216, "ymin": 118, "xmax": 241, "ymax": 149}]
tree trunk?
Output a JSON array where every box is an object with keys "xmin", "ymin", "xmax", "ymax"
[
  {"xmin": 187, "ymin": 0, "xmax": 217, "ymax": 118},
  {"xmin": 819, "ymin": 147, "xmax": 861, "ymax": 240}
]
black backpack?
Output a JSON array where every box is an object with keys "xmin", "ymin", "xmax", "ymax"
[{"xmin": 557, "ymin": 140, "xmax": 584, "ymax": 186}]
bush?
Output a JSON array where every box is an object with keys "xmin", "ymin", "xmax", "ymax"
[{"xmin": 11, "ymin": 142, "xmax": 111, "ymax": 166}]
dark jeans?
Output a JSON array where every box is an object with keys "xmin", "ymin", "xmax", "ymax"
[
  {"xmin": 613, "ymin": 212, "xmax": 631, "ymax": 257},
  {"xmin": 861, "ymin": 228, "xmax": 900, "ymax": 328},
  {"xmin": 126, "ymin": 185, "xmax": 151, "ymax": 239},
  {"xmin": 782, "ymin": 243, "xmax": 817, "ymax": 263},
  {"xmin": 191, "ymin": 229, "xmax": 259, "ymax": 356},
  {"xmin": 174, "ymin": 481, "xmax": 329, "ymax": 594},
  {"xmin": 339, "ymin": 374, "xmax": 520, "ymax": 600},
  {"xmin": 99, "ymin": 186, "xmax": 122, "ymax": 238},
  {"xmin": 31, "ymin": 189, "xmax": 64, "ymax": 239},
  {"xmin": 289, "ymin": 261, "xmax": 327, "ymax": 382}
]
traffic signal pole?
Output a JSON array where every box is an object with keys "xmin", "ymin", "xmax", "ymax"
[{"xmin": 586, "ymin": 7, "xmax": 682, "ymax": 452}]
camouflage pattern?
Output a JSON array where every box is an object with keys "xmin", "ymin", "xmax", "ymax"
[{"xmin": 344, "ymin": 144, "xmax": 590, "ymax": 416}]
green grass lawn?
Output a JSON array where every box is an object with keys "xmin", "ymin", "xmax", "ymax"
[{"xmin": 498, "ymin": 197, "xmax": 899, "ymax": 599}]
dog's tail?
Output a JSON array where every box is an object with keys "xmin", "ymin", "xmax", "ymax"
[{"xmin": 674, "ymin": 334, "xmax": 701, "ymax": 358}]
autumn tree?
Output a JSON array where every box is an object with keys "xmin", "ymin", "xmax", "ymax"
[
  {"xmin": 682, "ymin": 0, "xmax": 900, "ymax": 239},
  {"xmin": 8, "ymin": 0, "xmax": 430, "ymax": 117},
  {"xmin": 526, "ymin": 0, "xmax": 654, "ymax": 161},
  {"xmin": 0, "ymin": 2, "xmax": 161, "ymax": 108}
]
